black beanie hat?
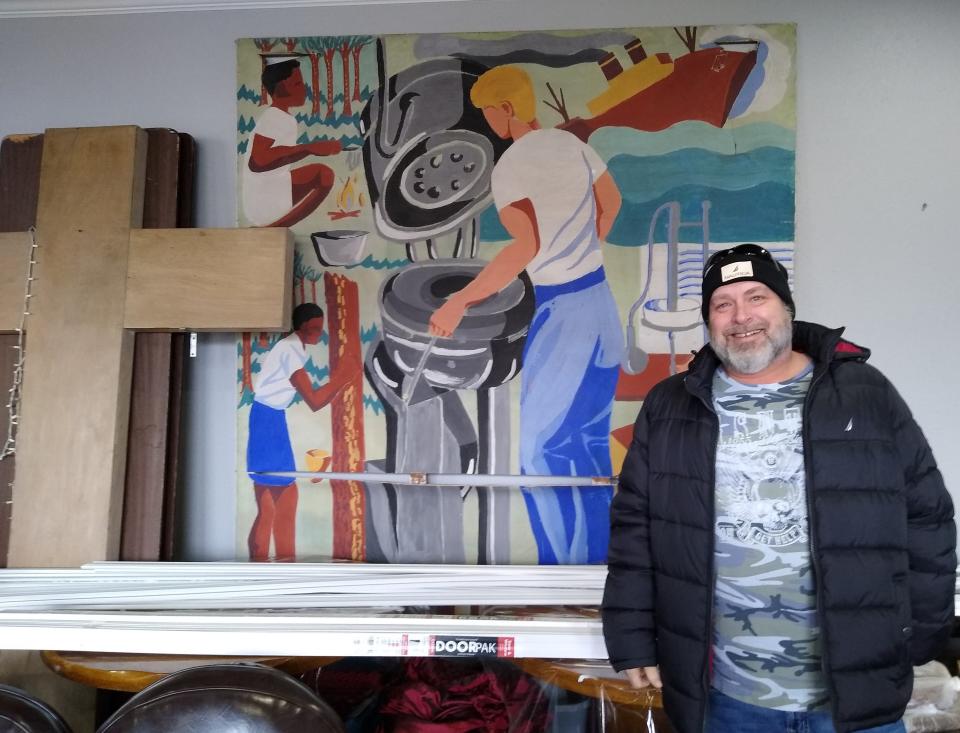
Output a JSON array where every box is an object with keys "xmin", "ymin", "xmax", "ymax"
[{"xmin": 701, "ymin": 244, "xmax": 794, "ymax": 323}]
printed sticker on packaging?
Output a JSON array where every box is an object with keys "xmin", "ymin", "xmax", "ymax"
[{"xmin": 428, "ymin": 635, "xmax": 516, "ymax": 657}]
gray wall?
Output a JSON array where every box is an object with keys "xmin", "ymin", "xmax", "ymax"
[{"xmin": 2, "ymin": 0, "xmax": 958, "ymax": 560}]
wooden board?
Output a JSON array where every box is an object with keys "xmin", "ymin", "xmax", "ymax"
[
  {"xmin": 124, "ymin": 228, "xmax": 293, "ymax": 332},
  {"xmin": 0, "ymin": 134, "xmax": 45, "ymax": 568},
  {"xmin": 2, "ymin": 126, "xmax": 289, "ymax": 568},
  {"xmin": 7, "ymin": 126, "xmax": 147, "ymax": 567},
  {"xmin": 0, "ymin": 131, "xmax": 191, "ymax": 567},
  {"xmin": 121, "ymin": 128, "xmax": 190, "ymax": 563},
  {"xmin": 0, "ymin": 232, "xmax": 32, "ymax": 332},
  {"xmin": 0, "ymin": 134, "xmax": 43, "ymax": 232},
  {"xmin": 0, "ymin": 337, "xmax": 14, "ymax": 568},
  {"xmin": 162, "ymin": 132, "xmax": 196, "ymax": 562}
]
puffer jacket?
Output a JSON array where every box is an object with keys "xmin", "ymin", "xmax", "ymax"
[{"xmin": 602, "ymin": 321, "xmax": 955, "ymax": 733}]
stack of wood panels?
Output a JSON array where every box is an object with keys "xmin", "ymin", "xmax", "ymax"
[{"xmin": 0, "ymin": 129, "xmax": 195, "ymax": 566}]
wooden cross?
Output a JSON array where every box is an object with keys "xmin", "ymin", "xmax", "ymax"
[{"xmin": 0, "ymin": 126, "xmax": 292, "ymax": 568}]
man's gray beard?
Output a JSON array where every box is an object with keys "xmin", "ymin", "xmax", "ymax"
[{"xmin": 710, "ymin": 314, "xmax": 793, "ymax": 375}]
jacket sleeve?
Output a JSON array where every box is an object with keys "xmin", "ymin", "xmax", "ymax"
[
  {"xmin": 602, "ymin": 397, "xmax": 657, "ymax": 671},
  {"xmin": 889, "ymin": 382, "xmax": 957, "ymax": 665}
]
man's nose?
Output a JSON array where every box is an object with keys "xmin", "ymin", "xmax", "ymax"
[{"xmin": 731, "ymin": 303, "xmax": 752, "ymax": 323}]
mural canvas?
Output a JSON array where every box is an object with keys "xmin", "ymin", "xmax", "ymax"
[{"xmin": 235, "ymin": 24, "xmax": 797, "ymax": 565}]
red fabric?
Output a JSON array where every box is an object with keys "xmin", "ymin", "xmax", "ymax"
[
  {"xmin": 377, "ymin": 659, "xmax": 550, "ymax": 733},
  {"xmin": 834, "ymin": 340, "xmax": 863, "ymax": 354}
]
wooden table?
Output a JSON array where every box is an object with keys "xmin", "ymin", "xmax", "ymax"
[{"xmin": 41, "ymin": 651, "xmax": 340, "ymax": 693}]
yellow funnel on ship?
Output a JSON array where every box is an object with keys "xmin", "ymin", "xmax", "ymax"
[{"xmin": 587, "ymin": 53, "xmax": 675, "ymax": 117}]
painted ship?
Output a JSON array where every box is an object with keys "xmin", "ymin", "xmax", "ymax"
[{"xmin": 561, "ymin": 37, "xmax": 759, "ymax": 141}]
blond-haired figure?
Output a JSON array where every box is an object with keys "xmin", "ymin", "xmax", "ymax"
[{"xmin": 429, "ymin": 64, "xmax": 624, "ymax": 564}]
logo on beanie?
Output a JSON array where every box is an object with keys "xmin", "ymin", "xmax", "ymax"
[{"xmin": 720, "ymin": 261, "xmax": 754, "ymax": 282}]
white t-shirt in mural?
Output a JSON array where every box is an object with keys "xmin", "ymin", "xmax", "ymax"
[
  {"xmin": 253, "ymin": 332, "xmax": 308, "ymax": 409},
  {"xmin": 491, "ymin": 128, "xmax": 607, "ymax": 287},
  {"xmin": 242, "ymin": 106, "xmax": 297, "ymax": 226}
]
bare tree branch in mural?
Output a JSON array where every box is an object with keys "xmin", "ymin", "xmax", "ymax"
[
  {"xmin": 674, "ymin": 25, "xmax": 698, "ymax": 53},
  {"xmin": 543, "ymin": 82, "xmax": 570, "ymax": 123}
]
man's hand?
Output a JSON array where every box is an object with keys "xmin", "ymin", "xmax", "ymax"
[
  {"xmin": 429, "ymin": 296, "xmax": 468, "ymax": 338},
  {"xmin": 309, "ymin": 139, "xmax": 342, "ymax": 156},
  {"xmin": 624, "ymin": 666, "xmax": 662, "ymax": 690}
]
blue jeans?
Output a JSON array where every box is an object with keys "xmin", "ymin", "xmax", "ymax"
[
  {"xmin": 706, "ymin": 689, "xmax": 906, "ymax": 733},
  {"xmin": 519, "ymin": 268, "xmax": 623, "ymax": 564}
]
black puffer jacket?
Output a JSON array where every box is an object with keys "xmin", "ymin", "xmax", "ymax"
[{"xmin": 602, "ymin": 321, "xmax": 955, "ymax": 733}]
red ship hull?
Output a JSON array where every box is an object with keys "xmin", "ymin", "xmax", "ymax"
[{"xmin": 561, "ymin": 47, "xmax": 758, "ymax": 142}]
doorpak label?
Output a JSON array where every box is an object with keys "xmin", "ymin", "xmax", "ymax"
[{"xmin": 429, "ymin": 635, "xmax": 515, "ymax": 658}]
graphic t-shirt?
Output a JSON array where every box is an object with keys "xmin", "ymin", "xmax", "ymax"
[{"xmin": 711, "ymin": 364, "xmax": 828, "ymax": 710}]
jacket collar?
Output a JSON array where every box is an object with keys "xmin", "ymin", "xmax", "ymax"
[{"xmin": 683, "ymin": 320, "xmax": 870, "ymax": 402}]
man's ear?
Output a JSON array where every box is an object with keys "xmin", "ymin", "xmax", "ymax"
[{"xmin": 501, "ymin": 101, "xmax": 515, "ymax": 117}]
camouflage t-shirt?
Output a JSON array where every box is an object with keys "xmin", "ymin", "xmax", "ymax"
[{"xmin": 710, "ymin": 364, "xmax": 828, "ymax": 710}]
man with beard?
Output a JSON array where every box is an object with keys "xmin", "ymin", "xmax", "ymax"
[{"xmin": 602, "ymin": 244, "xmax": 955, "ymax": 733}]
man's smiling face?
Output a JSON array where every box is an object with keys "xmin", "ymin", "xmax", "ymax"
[{"xmin": 708, "ymin": 280, "xmax": 793, "ymax": 377}]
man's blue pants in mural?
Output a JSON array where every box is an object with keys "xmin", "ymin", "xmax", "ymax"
[{"xmin": 519, "ymin": 267, "xmax": 624, "ymax": 564}]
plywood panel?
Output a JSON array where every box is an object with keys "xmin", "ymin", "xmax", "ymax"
[
  {"xmin": 0, "ymin": 232, "xmax": 32, "ymax": 333},
  {"xmin": 0, "ymin": 335, "xmax": 15, "ymax": 569},
  {"xmin": 0, "ymin": 134, "xmax": 44, "ymax": 569},
  {"xmin": 162, "ymin": 132, "xmax": 197, "ymax": 562},
  {"xmin": 122, "ymin": 128, "xmax": 186, "ymax": 562},
  {"xmin": 124, "ymin": 228, "xmax": 293, "ymax": 332},
  {"xmin": 0, "ymin": 134, "xmax": 43, "ymax": 232},
  {"xmin": 7, "ymin": 126, "xmax": 147, "ymax": 568}
]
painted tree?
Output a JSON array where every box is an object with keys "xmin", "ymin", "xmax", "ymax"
[
  {"xmin": 241, "ymin": 332, "xmax": 254, "ymax": 394},
  {"xmin": 674, "ymin": 26, "xmax": 698, "ymax": 53},
  {"xmin": 339, "ymin": 39, "xmax": 353, "ymax": 116},
  {"xmin": 350, "ymin": 36, "xmax": 374, "ymax": 102},
  {"xmin": 253, "ymin": 38, "xmax": 278, "ymax": 105},
  {"xmin": 281, "ymin": 37, "xmax": 299, "ymax": 54},
  {"xmin": 302, "ymin": 37, "xmax": 325, "ymax": 118},
  {"xmin": 324, "ymin": 272, "xmax": 366, "ymax": 560},
  {"xmin": 317, "ymin": 37, "xmax": 340, "ymax": 120}
]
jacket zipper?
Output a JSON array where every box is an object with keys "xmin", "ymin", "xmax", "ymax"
[{"xmin": 802, "ymin": 363, "xmax": 839, "ymax": 727}]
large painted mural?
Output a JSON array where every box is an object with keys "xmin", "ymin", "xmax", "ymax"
[{"xmin": 235, "ymin": 24, "xmax": 796, "ymax": 565}]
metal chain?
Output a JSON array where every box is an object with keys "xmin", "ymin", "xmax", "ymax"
[{"xmin": 1, "ymin": 226, "xmax": 39, "ymax": 465}]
